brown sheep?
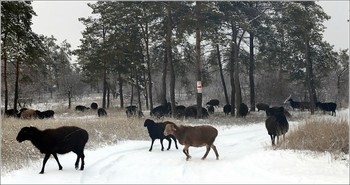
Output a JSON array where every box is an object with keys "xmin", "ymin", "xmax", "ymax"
[
  {"xmin": 20, "ymin": 109, "xmax": 37, "ymax": 119},
  {"xmin": 163, "ymin": 121, "xmax": 219, "ymax": 161}
]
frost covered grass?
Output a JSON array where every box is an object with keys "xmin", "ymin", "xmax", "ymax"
[{"xmin": 278, "ymin": 116, "xmax": 349, "ymax": 159}]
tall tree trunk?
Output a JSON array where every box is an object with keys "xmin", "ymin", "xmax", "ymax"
[
  {"xmin": 167, "ymin": 4, "xmax": 176, "ymax": 117},
  {"xmin": 14, "ymin": 57, "xmax": 20, "ymax": 111},
  {"xmin": 143, "ymin": 68, "xmax": 149, "ymax": 110},
  {"xmin": 230, "ymin": 49, "xmax": 235, "ymax": 116},
  {"xmin": 161, "ymin": 47, "xmax": 168, "ymax": 105},
  {"xmin": 232, "ymin": 23, "xmax": 242, "ymax": 117},
  {"xmin": 2, "ymin": 39, "xmax": 9, "ymax": 110},
  {"xmin": 195, "ymin": 1, "xmax": 202, "ymax": 118},
  {"xmin": 249, "ymin": 33, "xmax": 256, "ymax": 111},
  {"xmin": 68, "ymin": 86, "xmax": 72, "ymax": 109},
  {"xmin": 130, "ymin": 69, "xmax": 134, "ymax": 106},
  {"xmin": 305, "ymin": 38, "xmax": 316, "ymax": 114},
  {"xmin": 136, "ymin": 69, "xmax": 142, "ymax": 112},
  {"xmin": 118, "ymin": 73, "xmax": 124, "ymax": 108},
  {"xmin": 102, "ymin": 67, "xmax": 107, "ymax": 108},
  {"xmin": 144, "ymin": 12, "xmax": 153, "ymax": 111},
  {"xmin": 107, "ymin": 84, "xmax": 110, "ymax": 108},
  {"xmin": 216, "ymin": 44, "xmax": 229, "ymax": 105}
]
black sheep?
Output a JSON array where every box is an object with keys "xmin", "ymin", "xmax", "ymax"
[
  {"xmin": 125, "ymin": 105, "xmax": 143, "ymax": 118},
  {"xmin": 316, "ymin": 101, "xmax": 337, "ymax": 116},
  {"xmin": 126, "ymin": 105, "xmax": 138, "ymax": 118},
  {"xmin": 207, "ymin": 105, "xmax": 214, "ymax": 114},
  {"xmin": 223, "ymin": 104, "xmax": 231, "ymax": 116},
  {"xmin": 36, "ymin": 110, "xmax": 55, "ymax": 119},
  {"xmin": 238, "ymin": 103, "xmax": 249, "ymax": 117},
  {"xmin": 184, "ymin": 105, "xmax": 209, "ymax": 119},
  {"xmin": 265, "ymin": 106, "xmax": 289, "ymax": 146},
  {"xmin": 97, "ymin": 108, "xmax": 107, "ymax": 117},
  {"xmin": 173, "ymin": 105, "xmax": 186, "ymax": 118},
  {"xmin": 4, "ymin": 109, "xmax": 19, "ymax": 117},
  {"xmin": 75, "ymin": 105, "xmax": 90, "ymax": 112},
  {"xmin": 16, "ymin": 126, "xmax": 89, "ymax": 174},
  {"xmin": 144, "ymin": 119, "xmax": 178, "ymax": 151},
  {"xmin": 150, "ymin": 103, "xmax": 171, "ymax": 118},
  {"xmin": 266, "ymin": 106, "xmax": 291, "ymax": 118},
  {"xmin": 256, "ymin": 103, "xmax": 270, "ymax": 112},
  {"xmin": 206, "ymin": 99, "xmax": 220, "ymax": 107},
  {"xmin": 90, "ymin": 102, "xmax": 98, "ymax": 110}
]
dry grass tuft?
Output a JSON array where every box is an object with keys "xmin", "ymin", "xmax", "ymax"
[{"xmin": 278, "ymin": 117, "xmax": 349, "ymax": 159}]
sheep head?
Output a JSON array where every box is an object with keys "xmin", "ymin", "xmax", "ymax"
[
  {"xmin": 164, "ymin": 122, "xmax": 176, "ymax": 136},
  {"xmin": 16, "ymin": 126, "xmax": 37, "ymax": 142}
]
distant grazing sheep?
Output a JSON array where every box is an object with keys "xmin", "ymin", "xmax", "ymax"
[
  {"xmin": 16, "ymin": 126, "xmax": 89, "ymax": 174},
  {"xmin": 316, "ymin": 101, "xmax": 337, "ymax": 116},
  {"xmin": 284, "ymin": 95, "xmax": 310, "ymax": 111},
  {"xmin": 97, "ymin": 108, "xmax": 107, "ymax": 117},
  {"xmin": 223, "ymin": 104, "xmax": 231, "ymax": 116},
  {"xmin": 206, "ymin": 99, "xmax": 220, "ymax": 107},
  {"xmin": 184, "ymin": 105, "xmax": 209, "ymax": 119},
  {"xmin": 126, "ymin": 105, "xmax": 138, "ymax": 117},
  {"xmin": 75, "ymin": 105, "xmax": 90, "ymax": 112},
  {"xmin": 36, "ymin": 110, "xmax": 55, "ymax": 119},
  {"xmin": 173, "ymin": 105, "xmax": 186, "ymax": 118},
  {"xmin": 90, "ymin": 102, "xmax": 98, "ymax": 110},
  {"xmin": 265, "ymin": 106, "xmax": 289, "ymax": 146},
  {"xmin": 256, "ymin": 103, "xmax": 269, "ymax": 112},
  {"xmin": 207, "ymin": 105, "xmax": 214, "ymax": 114},
  {"xmin": 4, "ymin": 109, "xmax": 19, "ymax": 117},
  {"xmin": 125, "ymin": 105, "xmax": 143, "ymax": 118},
  {"xmin": 144, "ymin": 119, "xmax": 178, "ymax": 151},
  {"xmin": 20, "ymin": 109, "xmax": 37, "ymax": 119},
  {"xmin": 239, "ymin": 103, "xmax": 249, "ymax": 117},
  {"xmin": 150, "ymin": 103, "xmax": 171, "ymax": 118},
  {"xmin": 164, "ymin": 121, "xmax": 219, "ymax": 161}
]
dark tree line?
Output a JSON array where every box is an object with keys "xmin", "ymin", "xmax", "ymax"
[{"xmin": 2, "ymin": 1, "xmax": 348, "ymax": 116}]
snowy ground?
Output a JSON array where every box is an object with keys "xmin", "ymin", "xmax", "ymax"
[{"xmin": 1, "ymin": 110, "xmax": 349, "ymax": 184}]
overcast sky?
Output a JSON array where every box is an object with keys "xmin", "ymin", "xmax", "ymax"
[{"xmin": 31, "ymin": 1, "xmax": 349, "ymax": 62}]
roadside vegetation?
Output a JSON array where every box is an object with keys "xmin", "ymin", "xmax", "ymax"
[{"xmin": 278, "ymin": 116, "xmax": 349, "ymax": 159}]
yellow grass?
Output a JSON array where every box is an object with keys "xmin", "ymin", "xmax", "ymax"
[{"xmin": 278, "ymin": 117, "xmax": 349, "ymax": 159}]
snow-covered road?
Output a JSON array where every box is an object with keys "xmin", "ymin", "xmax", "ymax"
[{"xmin": 2, "ymin": 120, "xmax": 349, "ymax": 184}]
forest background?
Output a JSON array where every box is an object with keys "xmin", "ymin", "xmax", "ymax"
[{"xmin": 1, "ymin": 1, "xmax": 349, "ymax": 116}]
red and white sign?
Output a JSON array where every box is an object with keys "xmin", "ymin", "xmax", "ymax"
[{"xmin": 197, "ymin": 81, "xmax": 202, "ymax": 93}]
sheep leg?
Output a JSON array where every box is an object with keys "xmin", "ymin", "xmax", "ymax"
[
  {"xmin": 160, "ymin": 138, "xmax": 165, "ymax": 151},
  {"xmin": 270, "ymin": 135, "xmax": 275, "ymax": 146},
  {"xmin": 165, "ymin": 137, "xmax": 171, "ymax": 150},
  {"xmin": 171, "ymin": 136, "xmax": 178, "ymax": 149},
  {"xmin": 79, "ymin": 153, "xmax": 85, "ymax": 170},
  {"xmin": 183, "ymin": 145, "xmax": 191, "ymax": 161},
  {"xmin": 39, "ymin": 153, "xmax": 51, "ymax": 174},
  {"xmin": 75, "ymin": 155, "xmax": 80, "ymax": 170},
  {"xmin": 149, "ymin": 139, "xmax": 155, "ymax": 151},
  {"xmin": 52, "ymin": 153, "xmax": 63, "ymax": 170},
  {"xmin": 211, "ymin": 144, "xmax": 219, "ymax": 160},
  {"xmin": 201, "ymin": 145, "xmax": 211, "ymax": 160}
]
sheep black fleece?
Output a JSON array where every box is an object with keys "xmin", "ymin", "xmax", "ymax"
[
  {"xmin": 144, "ymin": 119, "xmax": 178, "ymax": 151},
  {"xmin": 16, "ymin": 126, "xmax": 89, "ymax": 174}
]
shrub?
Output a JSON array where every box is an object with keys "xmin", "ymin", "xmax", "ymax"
[{"xmin": 278, "ymin": 117, "xmax": 349, "ymax": 158}]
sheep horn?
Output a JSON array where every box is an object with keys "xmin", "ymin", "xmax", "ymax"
[{"xmin": 283, "ymin": 94, "xmax": 292, "ymax": 104}]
